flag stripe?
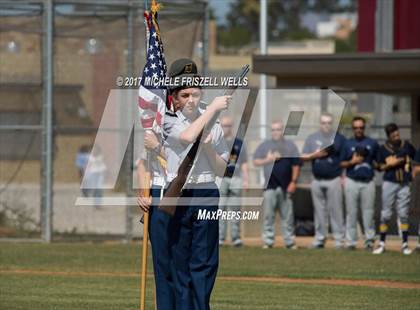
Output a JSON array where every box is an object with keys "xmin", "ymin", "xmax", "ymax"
[{"xmin": 138, "ymin": 11, "xmax": 168, "ymax": 131}]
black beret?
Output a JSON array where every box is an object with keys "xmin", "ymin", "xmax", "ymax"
[
  {"xmin": 168, "ymin": 58, "xmax": 201, "ymax": 92},
  {"xmin": 169, "ymin": 58, "xmax": 198, "ymax": 78}
]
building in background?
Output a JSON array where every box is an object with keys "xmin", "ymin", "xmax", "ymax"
[{"xmin": 316, "ymin": 13, "xmax": 357, "ymax": 39}]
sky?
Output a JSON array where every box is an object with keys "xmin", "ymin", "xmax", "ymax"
[{"xmin": 209, "ymin": 0, "xmax": 235, "ymax": 25}]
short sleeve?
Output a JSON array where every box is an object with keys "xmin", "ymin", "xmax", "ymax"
[
  {"xmin": 302, "ymin": 136, "xmax": 313, "ymax": 154},
  {"xmin": 290, "ymin": 142, "xmax": 302, "ymax": 166},
  {"xmin": 336, "ymin": 134, "xmax": 346, "ymax": 157},
  {"xmin": 372, "ymin": 140, "xmax": 380, "ymax": 158},
  {"xmin": 139, "ymin": 149, "xmax": 147, "ymax": 161},
  {"xmin": 407, "ymin": 141, "xmax": 416, "ymax": 159},
  {"xmin": 238, "ymin": 142, "xmax": 248, "ymax": 165},
  {"xmin": 253, "ymin": 142, "xmax": 267, "ymax": 160},
  {"xmin": 340, "ymin": 141, "xmax": 351, "ymax": 162},
  {"xmin": 377, "ymin": 146, "xmax": 385, "ymax": 164},
  {"xmin": 213, "ymin": 124, "xmax": 229, "ymax": 161},
  {"xmin": 414, "ymin": 148, "xmax": 420, "ymax": 163},
  {"xmin": 163, "ymin": 115, "xmax": 184, "ymax": 146}
]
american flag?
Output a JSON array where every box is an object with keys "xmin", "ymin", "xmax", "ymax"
[{"xmin": 138, "ymin": 11, "xmax": 168, "ymax": 131}]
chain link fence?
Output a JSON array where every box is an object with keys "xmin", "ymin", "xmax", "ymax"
[{"xmin": 0, "ymin": 0, "xmax": 207, "ymax": 241}]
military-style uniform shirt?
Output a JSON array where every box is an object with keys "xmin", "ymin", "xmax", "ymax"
[
  {"xmin": 302, "ymin": 131, "xmax": 346, "ymax": 179},
  {"xmin": 138, "ymin": 149, "xmax": 166, "ymax": 186},
  {"xmin": 377, "ymin": 140, "xmax": 416, "ymax": 184},
  {"xmin": 163, "ymin": 110, "xmax": 229, "ymax": 183},
  {"xmin": 224, "ymin": 137, "xmax": 247, "ymax": 178},
  {"xmin": 340, "ymin": 136, "xmax": 379, "ymax": 182},
  {"xmin": 253, "ymin": 139, "xmax": 302, "ymax": 191}
]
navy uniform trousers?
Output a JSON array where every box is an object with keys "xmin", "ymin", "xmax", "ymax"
[
  {"xmin": 149, "ymin": 186, "xmax": 176, "ymax": 310},
  {"xmin": 169, "ymin": 182, "xmax": 220, "ymax": 310}
]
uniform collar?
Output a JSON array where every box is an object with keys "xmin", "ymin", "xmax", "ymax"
[
  {"xmin": 175, "ymin": 109, "xmax": 190, "ymax": 123},
  {"xmin": 175, "ymin": 109, "xmax": 185, "ymax": 119},
  {"xmin": 354, "ymin": 135, "xmax": 366, "ymax": 142},
  {"xmin": 270, "ymin": 138, "xmax": 285, "ymax": 144},
  {"xmin": 318, "ymin": 130, "xmax": 334, "ymax": 139},
  {"xmin": 176, "ymin": 109, "xmax": 202, "ymax": 124},
  {"xmin": 386, "ymin": 139, "xmax": 403, "ymax": 150}
]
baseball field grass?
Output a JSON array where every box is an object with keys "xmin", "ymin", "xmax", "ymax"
[{"xmin": 1, "ymin": 242, "xmax": 420, "ymax": 309}]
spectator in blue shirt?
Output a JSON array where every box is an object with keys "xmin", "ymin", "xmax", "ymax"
[
  {"xmin": 253, "ymin": 120, "xmax": 301, "ymax": 249},
  {"xmin": 373, "ymin": 123, "xmax": 415, "ymax": 255},
  {"xmin": 302, "ymin": 112, "xmax": 346, "ymax": 249},
  {"xmin": 340, "ymin": 116, "xmax": 379, "ymax": 250}
]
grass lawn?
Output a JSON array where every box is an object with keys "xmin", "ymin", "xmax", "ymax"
[{"xmin": 1, "ymin": 243, "xmax": 420, "ymax": 309}]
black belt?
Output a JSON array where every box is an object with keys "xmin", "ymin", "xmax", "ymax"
[
  {"xmin": 349, "ymin": 177, "xmax": 372, "ymax": 183},
  {"xmin": 314, "ymin": 176, "xmax": 339, "ymax": 181}
]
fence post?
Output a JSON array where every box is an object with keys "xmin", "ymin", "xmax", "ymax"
[{"xmin": 41, "ymin": 0, "xmax": 54, "ymax": 243}]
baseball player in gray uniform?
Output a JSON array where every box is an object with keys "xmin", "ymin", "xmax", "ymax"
[
  {"xmin": 253, "ymin": 120, "xmax": 302, "ymax": 249},
  {"xmin": 302, "ymin": 113, "xmax": 346, "ymax": 249},
  {"xmin": 218, "ymin": 115, "xmax": 249, "ymax": 247},
  {"xmin": 340, "ymin": 116, "xmax": 379, "ymax": 251},
  {"xmin": 373, "ymin": 123, "xmax": 416, "ymax": 255}
]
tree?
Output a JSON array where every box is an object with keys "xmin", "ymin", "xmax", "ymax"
[
  {"xmin": 220, "ymin": 0, "xmax": 356, "ymax": 47},
  {"xmin": 335, "ymin": 29, "xmax": 357, "ymax": 53},
  {"xmin": 225, "ymin": 0, "xmax": 260, "ymax": 43},
  {"xmin": 218, "ymin": 25, "xmax": 252, "ymax": 48}
]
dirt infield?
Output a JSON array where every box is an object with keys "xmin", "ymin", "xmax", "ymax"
[
  {"xmin": 2, "ymin": 269, "xmax": 419, "ymax": 290},
  {"xmin": 241, "ymin": 236, "xmax": 419, "ymax": 251},
  {"xmin": 219, "ymin": 276, "xmax": 420, "ymax": 290}
]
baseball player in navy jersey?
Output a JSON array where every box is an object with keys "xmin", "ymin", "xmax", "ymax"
[
  {"xmin": 340, "ymin": 116, "xmax": 379, "ymax": 250},
  {"xmin": 302, "ymin": 113, "xmax": 346, "ymax": 249},
  {"xmin": 253, "ymin": 120, "xmax": 302, "ymax": 249},
  {"xmin": 373, "ymin": 123, "xmax": 416, "ymax": 255}
]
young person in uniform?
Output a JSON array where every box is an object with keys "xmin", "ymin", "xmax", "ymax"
[
  {"xmin": 301, "ymin": 112, "xmax": 346, "ymax": 249},
  {"xmin": 373, "ymin": 123, "xmax": 416, "ymax": 255},
  {"xmin": 218, "ymin": 115, "xmax": 249, "ymax": 247},
  {"xmin": 253, "ymin": 120, "xmax": 301, "ymax": 249},
  {"xmin": 340, "ymin": 116, "xmax": 379, "ymax": 250},
  {"xmin": 137, "ymin": 129, "xmax": 176, "ymax": 309},
  {"xmin": 163, "ymin": 58, "xmax": 230, "ymax": 310}
]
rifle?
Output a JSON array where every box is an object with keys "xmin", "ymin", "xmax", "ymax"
[{"xmin": 158, "ymin": 65, "xmax": 250, "ymax": 216}]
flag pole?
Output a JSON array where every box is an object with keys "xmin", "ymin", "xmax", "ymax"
[
  {"xmin": 139, "ymin": 2, "xmax": 165, "ymax": 309},
  {"xmin": 140, "ymin": 3, "xmax": 151, "ymax": 310},
  {"xmin": 138, "ymin": 105, "xmax": 150, "ymax": 304},
  {"xmin": 140, "ymin": 172, "xmax": 151, "ymax": 310}
]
